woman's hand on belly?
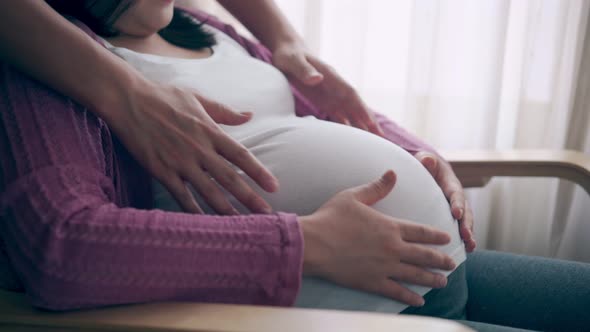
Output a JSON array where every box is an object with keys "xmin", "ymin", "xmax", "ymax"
[
  {"xmin": 415, "ymin": 152, "xmax": 476, "ymax": 252},
  {"xmin": 299, "ymin": 170, "xmax": 457, "ymax": 307}
]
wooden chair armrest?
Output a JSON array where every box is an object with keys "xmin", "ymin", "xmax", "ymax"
[
  {"xmin": 441, "ymin": 149, "xmax": 590, "ymax": 195},
  {"xmin": 6, "ymin": 150, "xmax": 588, "ymax": 331},
  {"xmin": 0, "ymin": 290, "xmax": 472, "ymax": 332}
]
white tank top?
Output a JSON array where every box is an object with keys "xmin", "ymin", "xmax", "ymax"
[
  {"xmin": 104, "ymin": 24, "xmax": 466, "ymax": 312},
  {"xmin": 104, "ymin": 27, "xmax": 296, "ymax": 125}
]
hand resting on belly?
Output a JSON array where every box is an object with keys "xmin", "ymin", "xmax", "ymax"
[{"xmin": 156, "ymin": 117, "xmax": 466, "ymax": 306}]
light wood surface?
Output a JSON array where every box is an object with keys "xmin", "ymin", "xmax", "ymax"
[
  {"xmin": 443, "ymin": 149, "xmax": 590, "ymax": 195},
  {"xmin": 0, "ymin": 290, "xmax": 473, "ymax": 332}
]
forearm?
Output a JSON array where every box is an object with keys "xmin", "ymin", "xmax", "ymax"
[
  {"xmin": 206, "ymin": 3, "xmax": 436, "ymax": 156},
  {"xmin": 4, "ymin": 189, "xmax": 302, "ymax": 310},
  {"xmin": 217, "ymin": 0, "xmax": 303, "ymax": 52},
  {"xmin": 0, "ymin": 0, "xmax": 142, "ymax": 123},
  {"xmin": 373, "ymin": 112, "xmax": 439, "ymax": 156},
  {"xmin": 0, "ymin": 61, "xmax": 303, "ymax": 310}
]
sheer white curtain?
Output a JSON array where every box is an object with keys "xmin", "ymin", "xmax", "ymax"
[{"xmin": 181, "ymin": 0, "xmax": 590, "ymax": 262}]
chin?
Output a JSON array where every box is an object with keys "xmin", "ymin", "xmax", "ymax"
[
  {"xmin": 143, "ymin": 2, "xmax": 175, "ymax": 31},
  {"xmin": 117, "ymin": 0, "xmax": 175, "ymax": 36},
  {"xmin": 149, "ymin": 10, "xmax": 174, "ymax": 31}
]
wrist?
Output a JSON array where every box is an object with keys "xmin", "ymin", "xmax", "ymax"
[
  {"xmin": 267, "ymin": 36, "xmax": 307, "ymax": 54},
  {"xmin": 90, "ymin": 65, "xmax": 151, "ymax": 128},
  {"xmin": 300, "ymin": 214, "xmax": 323, "ymax": 277}
]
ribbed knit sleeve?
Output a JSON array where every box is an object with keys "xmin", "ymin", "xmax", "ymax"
[
  {"xmin": 372, "ymin": 113, "xmax": 438, "ymax": 155},
  {"xmin": 0, "ymin": 64, "xmax": 303, "ymax": 311}
]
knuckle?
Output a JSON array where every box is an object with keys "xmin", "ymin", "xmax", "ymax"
[
  {"xmin": 212, "ymin": 201, "xmax": 234, "ymax": 215},
  {"xmin": 243, "ymin": 191, "xmax": 263, "ymax": 208},
  {"xmin": 218, "ymin": 170, "xmax": 241, "ymax": 187},
  {"xmin": 425, "ymin": 250, "xmax": 438, "ymax": 263},
  {"xmin": 401, "ymin": 291, "xmax": 416, "ymax": 305},
  {"xmin": 205, "ymin": 191, "xmax": 232, "ymax": 212},
  {"xmin": 164, "ymin": 154, "xmax": 183, "ymax": 170},
  {"xmin": 202, "ymin": 122, "xmax": 222, "ymax": 136},
  {"xmin": 412, "ymin": 269, "xmax": 424, "ymax": 283},
  {"xmin": 383, "ymin": 238, "xmax": 401, "ymax": 256},
  {"xmin": 451, "ymin": 194, "xmax": 465, "ymax": 205},
  {"xmin": 388, "ymin": 222, "xmax": 402, "ymax": 235},
  {"xmin": 233, "ymin": 146, "xmax": 251, "ymax": 162},
  {"xmin": 418, "ymin": 226, "xmax": 429, "ymax": 239},
  {"xmin": 195, "ymin": 176, "xmax": 215, "ymax": 194},
  {"xmin": 426, "ymin": 273, "xmax": 438, "ymax": 287},
  {"xmin": 284, "ymin": 52, "xmax": 299, "ymax": 61},
  {"xmin": 190, "ymin": 116, "xmax": 208, "ymax": 137},
  {"xmin": 340, "ymin": 188, "xmax": 354, "ymax": 198}
]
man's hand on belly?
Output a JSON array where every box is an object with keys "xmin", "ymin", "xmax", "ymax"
[
  {"xmin": 415, "ymin": 152, "xmax": 476, "ymax": 252},
  {"xmin": 271, "ymin": 44, "xmax": 384, "ymax": 137}
]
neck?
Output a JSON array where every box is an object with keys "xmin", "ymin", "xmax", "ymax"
[{"xmin": 106, "ymin": 32, "xmax": 167, "ymax": 53}]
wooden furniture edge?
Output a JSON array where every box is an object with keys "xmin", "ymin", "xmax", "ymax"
[
  {"xmin": 0, "ymin": 290, "xmax": 473, "ymax": 332},
  {"xmin": 442, "ymin": 149, "xmax": 590, "ymax": 195}
]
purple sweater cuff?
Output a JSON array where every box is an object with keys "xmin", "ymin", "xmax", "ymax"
[{"xmin": 275, "ymin": 212, "xmax": 304, "ymax": 306}]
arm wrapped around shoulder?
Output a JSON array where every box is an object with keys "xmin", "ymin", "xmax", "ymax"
[{"xmin": 0, "ymin": 64, "xmax": 303, "ymax": 311}]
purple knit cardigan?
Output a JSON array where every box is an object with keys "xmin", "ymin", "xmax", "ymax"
[{"xmin": 0, "ymin": 7, "xmax": 436, "ymax": 311}]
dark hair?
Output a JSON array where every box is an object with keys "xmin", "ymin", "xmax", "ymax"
[{"xmin": 46, "ymin": 0, "xmax": 216, "ymax": 50}]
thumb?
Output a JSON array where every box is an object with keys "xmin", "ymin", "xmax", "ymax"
[
  {"xmin": 199, "ymin": 97, "xmax": 252, "ymax": 126},
  {"xmin": 353, "ymin": 170, "xmax": 396, "ymax": 206},
  {"xmin": 415, "ymin": 151, "xmax": 438, "ymax": 176}
]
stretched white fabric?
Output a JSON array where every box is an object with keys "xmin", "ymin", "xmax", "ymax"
[
  {"xmin": 105, "ymin": 25, "xmax": 467, "ymax": 312},
  {"xmin": 186, "ymin": 0, "xmax": 590, "ymax": 261}
]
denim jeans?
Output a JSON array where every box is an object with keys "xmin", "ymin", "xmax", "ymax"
[{"xmin": 295, "ymin": 250, "xmax": 590, "ymax": 332}]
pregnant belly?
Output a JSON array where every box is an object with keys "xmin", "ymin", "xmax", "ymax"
[
  {"xmin": 153, "ymin": 115, "xmax": 466, "ymax": 305},
  {"xmin": 222, "ymin": 116, "xmax": 466, "ymax": 266}
]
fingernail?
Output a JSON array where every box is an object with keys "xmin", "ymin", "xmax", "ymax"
[
  {"xmin": 240, "ymin": 111, "xmax": 253, "ymax": 117},
  {"xmin": 417, "ymin": 298, "xmax": 425, "ymax": 307},
  {"xmin": 447, "ymin": 260, "xmax": 456, "ymax": 270},
  {"xmin": 307, "ymin": 71, "xmax": 322, "ymax": 78},
  {"xmin": 263, "ymin": 178, "xmax": 279, "ymax": 193},
  {"xmin": 304, "ymin": 73, "xmax": 323, "ymax": 85},
  {"xmin": 382, "ymin": 170, "xmax": 395, "ymax": 182},
  {"xmin": 422, "ymin": 158, "xmax": 434, "ymax": 169},
  {"xmin": 261, "ymin": 203, "xmax": 273, "ymax": 214},
  {"xmin": 438, "ymin": 276, "xmax": 448, "ymax": 288},
  {"xmin": 452, "ymin": 207, "xmax": 462, "ymax": 219}
]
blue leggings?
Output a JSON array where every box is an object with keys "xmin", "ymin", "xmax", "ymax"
[{"xmin": 296, "ymin": 250, "xmax": 590, "ymax": 332}]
